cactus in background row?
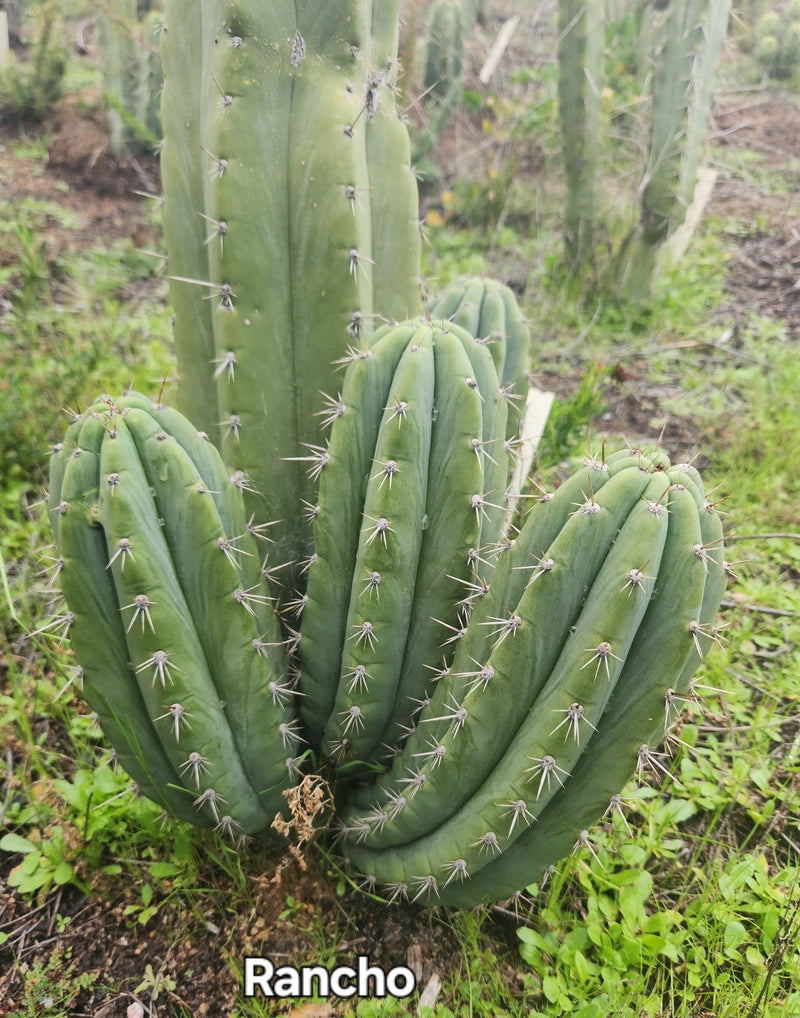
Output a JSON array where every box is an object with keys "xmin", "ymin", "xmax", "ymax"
[
  {"xmin": 159, "ymin": 0, "xmax": 422, "ymax": 587},
  {"xmin": 99, "ymin": 0, "xmax": 163, "ymax": 154},
  {"xmin": 426, "ymin": 276, "xmax": 532, "ymax": 445},
  {"xmin": 754, "ymin": 2, "xmax": 800, "ymax": 79},
  {"xmin": 47, "ymin": 393, "xmax": 298, "ymax": 836},
  {"xmin": 416, "ymin": 0, "xmax": 484, "ymax": 153},
  {"xmin": 621, "ymin": 0, "xmax": 732, "ymax": 296},
  {"xmin": 557, "ymin": 0, "xmax": 603, "ymax": 269},
  {"xmin": 555, "ymin": 0, "xmax": 731, "ymax": 292},
  {"xmin": 336, "ymin": 446, "xmax": 726, "ymax": 906}
]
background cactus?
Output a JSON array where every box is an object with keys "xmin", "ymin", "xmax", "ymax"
[
  {"xmin": 754, "ymin": 2, "xmax": 800, "ymax": 78},
  {"xmin": 620, "ymin": 0, "xmax": 732, "ymax": 296},
  {"xmin": 416, "ymin": 0, "xmax": 484, "ymax": 157},
  {"xmin": 557, "ymin": 0, "xmax": 602, "ymax": 269},
  {"xmin": 555, "ymin": 0, "xmax": 731, "ymax": 293},
  {"xmin": 423, "ymin": 0, "xmax": 464, "ymax": 109},
  {"xmin": 159, "ymin": 0, "xmax": 422, "ymax": 591},
  {"xmin": 98, "ymin": 0, "xmax": 163, "ymax": 155},
  {"xmin": 47, "ymin": 393, "xmax": 298, "ymax": 836}
]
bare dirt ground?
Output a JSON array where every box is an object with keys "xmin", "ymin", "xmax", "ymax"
[
  {"xmin": 1, "ymin": 28, "xmax": 799, "ymax": 1018},
  {"xmin": 713, "ymin": 99, "xmax": 800, "ymax": 329}
]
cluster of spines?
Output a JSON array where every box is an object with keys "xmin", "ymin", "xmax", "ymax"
[
  {"xmin": 47, "ymin": 393, "xmax": 299, "ymax": 837},
  {"xmin": 160, "ymin": 0, "xmax": 422, "ymax": 585},
  {"xmin": 332, "ymin": 445, "xmax": 726, "ymax": 906}
]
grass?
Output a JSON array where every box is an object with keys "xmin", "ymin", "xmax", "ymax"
[{"xmin": 1, "ymin": 30, "xmax": 799, "ymax": 1018}]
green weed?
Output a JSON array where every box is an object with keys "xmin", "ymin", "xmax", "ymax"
[
  {"xmin": 0, "ymin": 196, "xmax": 174, "ymax": 484},
  {"xmin": 5, "ymin": 945, "xmax": 98, "ymax": 1018},
  {"xmin": 0, "ymin": 0, "xmax": 66, "ymax": 123}
]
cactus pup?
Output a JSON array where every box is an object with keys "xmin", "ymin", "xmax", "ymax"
[
  {"xmin": 48, "ymin": 394, "xmax": 299, "ymax": 836},
  {"xmin": 299, "ymin": 319, "xmax": 510, "ymax": 768},
  {"xmin": 331, "ymin": 447, "xmax": 726, "ymax": 906}
]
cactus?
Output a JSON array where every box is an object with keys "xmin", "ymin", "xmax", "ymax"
[
  {"xmin": 99, "ymin": 0, "xmax": 163, "ymax": 154},
  {"xmin": 755, "ymin": 3, "xmax": 800, "ymax": 78},
  {"xmin": 412, "ymin": 0, "xmax": 484, "ymax": 163},
  {"xmin": 159, "ymin": 0, "xmax": 422, "ymax": 588},
  {"xmin": 555, "ymin": 0, "xmax": 731, "ymax": 290},
  {"xmin": 47, "ymin": 393, "xmax": 299, "ymax": 836},
  {"xmin": 334, "ymin": 446, "xmax": 726, "ymax": 906},
  {"xmin": 621, "ymin": 0, "xmax": 732, "ymax": 297},
  {"xmin": 423, "ymin": 0, "xmax": 465, "ymax": 110},
  {"xmin": 557, "ymin": 0, "xmax": 603, "ymax": 269},
  {"xmin": 298, "ymin": 319, "xmax": 510, "ymax": 768},
  {"xmin": 426, "ymin": 276, "xmax": 532, "ymax": 445},
  {"xmin": 42, "ymin": 0, "xmax": 729, "ymax": 909},
  {"xmin": 46, "ymin": 361, "xmax": 725, "ymax": 905}
]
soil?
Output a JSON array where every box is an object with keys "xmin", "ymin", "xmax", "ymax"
[
  {"xmin": 1, "ymin": 25, "xmax": 799, "ymax": 1018},
  {"xmin": 713, "ymin": 99, "xmax": 800, "ymax": 330}
]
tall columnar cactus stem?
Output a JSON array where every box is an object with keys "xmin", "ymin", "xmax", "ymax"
[
  {"xmin": 298, "ymin": 320, "xmax": 509, "ymax": 768},
  {"xmin": 557, "ymin": 0, "xmax": 603, "ymax": 269},
  {"xmin": 678, "ymin": 0, "xmax": 732, "ymax": 207},
  {"xmin": 159, "ymin": 1, "xmax": 422, "ymax": 585},
  {"xmin": 336, "ymin": 449, "xmax": 725, "ymax": 906},
  {"xmin": 421, "ymin": 0, "xmax": 484, "ymax": 136},
  {"xmin": 623, "ymin": 0, "xmax": 732, "ymax": 296},
  {"xmin": 423, "ymin": 0, "xmax": 464, "ymax": 109},
  {"xmin": 99, "ymin": 0, "xmax": 163, "ymax": 155},
  {"xmin": 48, "ymin": 394, "xmax": 298, "ymax": 836},
  {"xmin": 426, "ymin": 276, "xmax": 532, "ymax": 445},
  {"xmin": 158, "ymin": 1, "xmax": 222, "ymax": 440}
]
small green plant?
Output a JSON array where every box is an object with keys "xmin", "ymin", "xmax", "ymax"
[
  {"xmin": 0, "ymin": 828, "xmax": 84, "ymax": 900},
  {"xmin": 536, "ymin": 363, "xmax": 609, "ymax": 468},
  {"xmin": 0, "ymin": 196, "xmax": 173, "ymax": 485},
  {"xmin": 134, "ymin": 961, "xmax": 178, "ymax": 1002},
  {"xmin": 8, "ymin": 945, "xmax": 98, "ymax": 1018},
  {"xmin": 0, "ymin": 0, "xmax": 66, "ymax": 122},
  {"xmin": 754, "ymin": 1, "xmax": 800, "ymax": 78}
]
